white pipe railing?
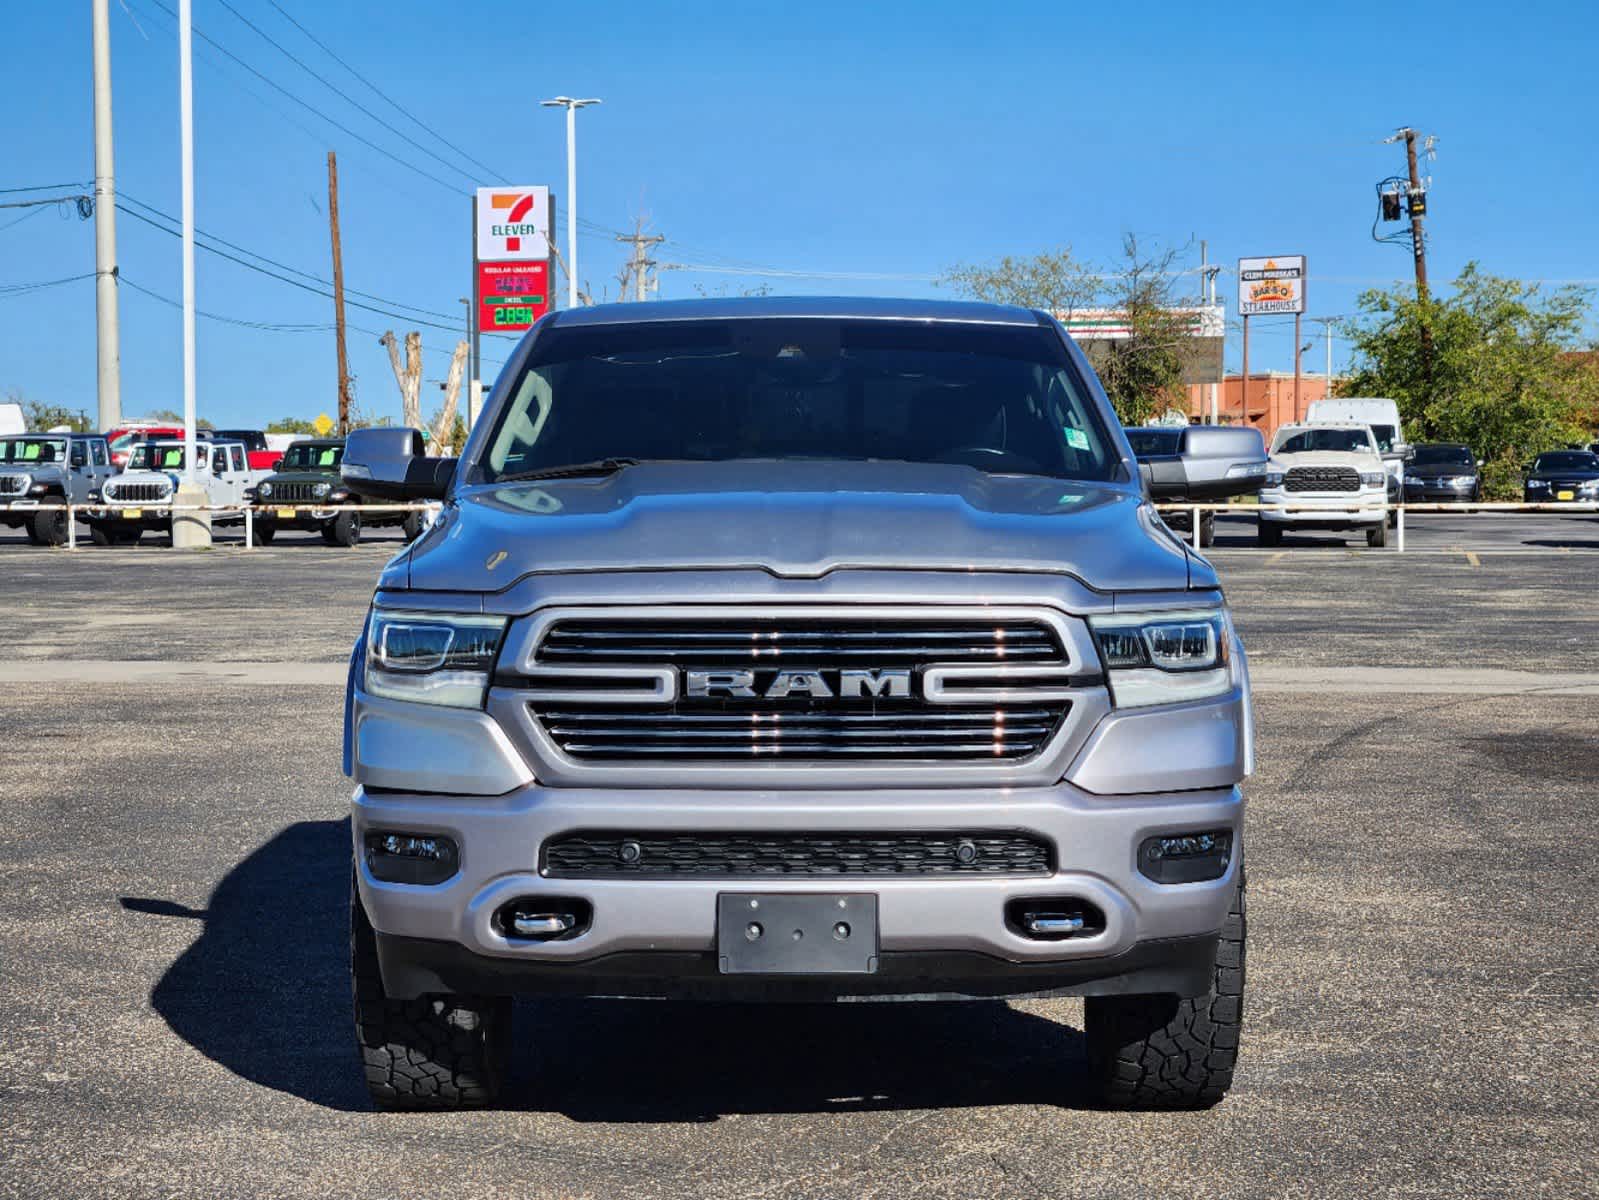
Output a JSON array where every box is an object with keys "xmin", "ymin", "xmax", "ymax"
[{"xmin": 6, "ymin": 500, "xmax": 1598, "ymax": 553}]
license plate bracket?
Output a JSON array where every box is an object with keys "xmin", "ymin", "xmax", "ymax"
[{"xmin": 717, "ymin": 893, "xmax": 879, "ymax": 975}]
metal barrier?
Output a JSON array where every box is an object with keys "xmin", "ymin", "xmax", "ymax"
[
  {"xmin": 5, "ymin": 502, "xmax": 439, "ymax": 550},
  {"xmin": 1153, "ymin": 501, "xmax": 1599, "ymax": 553},
  {"xmin": 6, "ymin": 500, "xmax": 1597, "ymax": 553}
]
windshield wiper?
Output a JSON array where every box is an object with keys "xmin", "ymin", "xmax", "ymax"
[{"xmin": 493, "ymin": 457, "xmax": 643, "ymax": 484}]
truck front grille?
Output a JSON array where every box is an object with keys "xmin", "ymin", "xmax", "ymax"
[
  {"xmin": 0, "ymin": 474, "xmax": 28, "ymax": 496},
  {"xmin": 269, "ymin": 481, "xmax": 320, "ymax": 502},
  {"xmin": 538, "ymin": 618, "xmax": 1062, "ymax": 663},
  {"xmin": 1284, "ymin": 466, "xmax": 1360, "ymax": 493},
  {"xmin": 103, "ymin": 481, "xmax": 171, "ymax": 503},
  {"xmin": 542, "ymin": 830, "xmax": 1053, "ymax": 877},
  {"xmin": 525, "ymin": 614, "xmax": 1074, "ymax": 763},
  {"xmin": 533, "ymin": 703, "xmax": 1069, "ymax": 760}
]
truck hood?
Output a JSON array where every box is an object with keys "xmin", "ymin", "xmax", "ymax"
[
  {"xmin": 1269, "ymin": 450, "xmax": 1381, "ymax": 470},
  {"xmin": 400, "ymin": 460, "xmax": 1202, "ymax": 595}
]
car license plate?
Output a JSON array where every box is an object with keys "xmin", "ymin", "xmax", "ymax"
[
  {"xmin": 276, "ymin": 507, "xmax": 296, "ymax": 520},
  {"xmin": 123, "ymin": 508, "xmax": 143, "ymax": 519},
  {"xmin": 1557, "ymin": 490, "xmax": 1575, "ymax": 501},
  {"xmin": 717, "ymin": 893, "xmax": 878, "ymax": 975}
]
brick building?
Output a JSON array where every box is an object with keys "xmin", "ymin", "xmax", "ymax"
[{"xmin": 1184, "ymin": 372, "xmax": 1336, "ymax": 442}]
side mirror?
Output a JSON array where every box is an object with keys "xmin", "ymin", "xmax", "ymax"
[
  {"xmin": 1402, "ymin": 446, "xmax": 1416, "ymax": 462},
  {"xmin": 1138, "ymin": 427, "xmax": 1269, "ymax": 502},
  {"xmin": 341, "ymin": 427, "xmax": 455, "ymax": 501}
]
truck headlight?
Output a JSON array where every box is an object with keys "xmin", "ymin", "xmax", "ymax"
[
  {"xmin": 258, "ymin": 481, "xmax": 273, "ymax": 498},
  {"xmin": 313, "ymin": 481, "xmax": 331, "ymax": 497},
  {"xmin": 364, "ymin": 610, "xmax": 508, "ymax": 708},
  {"xmin": 1360, "ymin": 471, "xmax": 1386, "ymax": 487},
  {"xmin": 1089, "ymin": 609, "xmax": 1235, "ymax": 708},
  {"xmin": 1263, "ymin": 470, "xmax": 1284, "ymax": 487}
]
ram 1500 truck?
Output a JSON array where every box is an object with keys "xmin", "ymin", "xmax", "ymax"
[
  {"xmin": 1256, "ymin": 421, "xmax": 1391, "ymax": 548},
  {"xmin": 340, "ymin": 297, "xmax": 1267, "ymax": 1111}
]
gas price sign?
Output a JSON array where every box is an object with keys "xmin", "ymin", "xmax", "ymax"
[{"xmin": 477, "ymin": 260, "xmax": 550, "ymax": 332}]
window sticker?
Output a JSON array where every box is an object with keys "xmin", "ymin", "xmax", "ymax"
[{"xmin": 1064, "ymin": 426, "xmax": 1090, "ymax": 451}]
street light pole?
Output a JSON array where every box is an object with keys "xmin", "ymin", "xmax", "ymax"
[
  {"xmin": 179, "ymin": 0, "xmax": 196, "ymax": 481},
  {"xmin": 540, "ymin": 96, "xmax": 601, "ymax": 308}
]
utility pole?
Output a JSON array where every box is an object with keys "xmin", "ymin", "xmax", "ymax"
[
  {"xmin": 1400, "ymin": 128, "xmax": 1429, "ymax": 301},
  {"xmin": 540, "ymin": 97, "xmax": 601, "ymax": 308},
  {"xmin": 91, "ymin": 0, "xmax": 122, "ymax": 431},
  {"xmin": 617, "ymin": 219, "xmax": 664, "ymax": 302},
  {"xmin": 327, "ymin": 152, "xmax": 351, "ymax": 435},
  {"xmin": 1311, "ymin": 317, "xmax": 1337, "ymax": 400}
]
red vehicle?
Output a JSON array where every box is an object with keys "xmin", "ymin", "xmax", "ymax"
[
  {"xmin": 208, "ymin": 429, "xmax": 283, "ymax": 472},
  {"xmin": 104, "ymin": 423, "xmax": 183, "ymax": 469}
]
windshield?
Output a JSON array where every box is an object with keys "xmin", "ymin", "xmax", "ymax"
[
  {"xmin": 281, "ymin": 443, "xmax": 343, "ymax": 470},
  {"xmin": 1273, "ymin": 428, "xmax": 1373, "ymax": 455},
  {"xmin": 479, "ymin": 318, "xmax": 1119, "ymax": 483},
  {"xmin": 0, "ymin": 437, "xmax": 67, "ymax": 464},
  {"xmin": 1534, "ymin": 452, "xmax": 1599, "ymax": 472},
  {"xmin": 129, "ymin": 445, "xmax": 187, "ymax": 470},
  {"xmin": 1124, "ymin": 429, "xmax": 1183, "ymax": 458},
  {"xmin": 1412, "ymin": 444, "xmax": 1473, "ymax": 466}
]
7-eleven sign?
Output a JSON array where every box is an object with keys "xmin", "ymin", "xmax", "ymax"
[{"xmin": 475, "ymin": 186, "xmax": 551, "ymax": 262}]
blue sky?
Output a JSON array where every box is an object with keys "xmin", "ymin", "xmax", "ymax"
[{"xmin": 4, "ymin": 0, "xmax": 1596, "ymax": 428}]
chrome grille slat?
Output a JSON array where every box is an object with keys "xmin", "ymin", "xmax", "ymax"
[
  {"xmin": 104, "ymin": 482, "xmax": 171, "ymax": 503},
  {"xmin": 1284, "ymin": 466, "xmax": 1360, "ymax": 493},
  {"xmin": 529, "ymin": 614, "xmax": 1070, "ymax": 763},
  {"xmin": 270, "ymin": 481, "xmax": 320, "ymax": 502}
]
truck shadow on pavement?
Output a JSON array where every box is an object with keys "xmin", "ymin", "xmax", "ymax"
[{"xmin": 124, "ymin": 819, "xmax": 1093, "ymax": 1120}]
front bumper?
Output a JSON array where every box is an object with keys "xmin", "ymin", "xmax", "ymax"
[
  {"xmin": 1258, "ymin": 488, "xmax": 1386, "ymax": 525},
  {"xmin": 352, "ymin": 780, "xmax": 1243, "ymax": 1000}
]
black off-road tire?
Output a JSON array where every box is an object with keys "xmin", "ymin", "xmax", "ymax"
[
  {"xmin": 1255, "ymin": 520, "xmax": 1282, "ymax": 547},
  {"xmin": 1084, "ymin": 873, "xmax": 1245, "ymax": 1110},
  {"xmin": 1199, "ymin": 515, "xmax": 1216, "ymax": 548},
  {"xmin": 401, "ymin": 510, "xmax": 425, "ymax": 542},
  {"xmin": 250, "ymin": 520, "xmax": 277, "ymax": 546},
  {"xmin": 29, "ymin": 508, "xmax": 69, "ymax": 547},
  {"xmin": 323, "ymin": 508, "xmax": 362, "ymax": 547},
  {"xmin": 351, "ymin": 882, "xmax": 510, "ymax": 1111},
  {"xmin": 89, "ymin": 524, "xmax": 115, "ymax": 547},
  {"xmin": 1366, "ymin": 521, "xmax": 1387, "ymax": 548}
]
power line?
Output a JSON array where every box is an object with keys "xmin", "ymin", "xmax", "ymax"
[
  {"xmin": 0, "ymin": 181, "xmax": 92, "ymax": 194},
  {"xmin": 0, "ymin": 272, "xmax": 97, "ymax": 297},
  {"xmin": 119, "ymin": 191, "xmax": 459, "ymax": 320},
  {"xmin": 261, "ymin": 0, "xmax": 505, "ymax": 183},
  {"xmin": 140, "ymin": 0, "xmax": 464, "ymax": 195},
  {"xmin": 212, "ymin": 0, "xmax": 481, "ymax": 185},
  {"xmin": 115, "ymin": 201, "xmax": 466, "ymax": 334}
]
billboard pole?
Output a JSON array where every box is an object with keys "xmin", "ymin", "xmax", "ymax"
[
  {"xmin": 1240, "ymin": 316, "xmax": 1249, "ymax": 427},
  {"xmin": 1293, "ymin": 310, "xmax": 1302, "ymax": 422}
]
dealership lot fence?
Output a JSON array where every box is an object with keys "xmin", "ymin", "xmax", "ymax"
[{"xmin": 6, "ymin": 501, "xmax": 1598, "ymax": 552}]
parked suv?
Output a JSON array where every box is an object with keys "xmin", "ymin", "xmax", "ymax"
[
  {"xmin": 83, "ymin": 438, "xmax": 256, "ymax": 543},
  {"xmin": 1257, "ymin": 422, "xmax": 1390, "ymax": 547},
  {"xmin": 0, "ymin": 432, "xmax": 114, "ymax": 545},
  {"xmin": 250, "ymin": 438, "xmax": 424, "ymax": 546},
  {"xmin": 339, "ymin": 298, "xmax": 1266, "ymax": 1112}
]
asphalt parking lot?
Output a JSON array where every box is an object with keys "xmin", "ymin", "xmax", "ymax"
[{"xmin": 2, "ymin": 519, "xmax": 1596, "ymax": 1199}]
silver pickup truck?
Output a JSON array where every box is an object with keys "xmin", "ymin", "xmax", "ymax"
[{"xmin": 340, "ymin": 297, "xmax": 1267, "ymax": 1111}]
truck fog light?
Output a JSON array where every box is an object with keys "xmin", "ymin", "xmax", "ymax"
[
  {"xmin": 365, "ymin": 831, "xmax": 460, "ymax": 885},
  {"xmin": 1138, "ymin": 830, "xmax": 1232, "ymax": 884}
]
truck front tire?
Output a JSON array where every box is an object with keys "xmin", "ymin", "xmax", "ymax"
[
  {"xmin": 1084, "ymin": 872, "xmax": 1245, "ymax": 1110},
  {"xmin": 1255, "ymin": 520, "xmax": 1282, "ymax": 547},
  {"xmin": 28, "ymin": 508, "xmax": 69, "ymax": 547},
  {"xmin": 351, "ymin": 881, "xmax": 510, "ymax": 1111},
  {"xmin": 1366, "ymin": 521, "xmax": 1387, "ymax": 548},
  {"xmin": 324, "ymin": 508, "xmax": 361, "ymax": 547}
]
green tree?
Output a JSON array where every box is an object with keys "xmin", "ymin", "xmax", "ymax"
[
  {"xmin": 940, "ymin": 238, "xmax": 1191, "ymax": 425},
  {"xmin": 1340, "ymin": 264, "xmax": 1599, "ymax": 497},
  {"xmin": 266, "ymin": 417, "xmax": 319, "ymax": 434},
  {"xmin": 142, "ymin": 408, "xmax": 213, "ymax": 430}
]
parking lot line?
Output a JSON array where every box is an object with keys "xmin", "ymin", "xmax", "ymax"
[{"xmin": 1465, "ymin": 551, "xmax": 1481, "ymax": 567}]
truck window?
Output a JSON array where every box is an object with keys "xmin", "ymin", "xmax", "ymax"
[
  {"xmin": 479, "ymin": 318, "xmax": 1119, "ymax": 484},
  {"xmin": 231, "ymin": 445, "xmax": 245, "ymax": 472},
  {"xmin": 91, "ymin": 440, "xmax": 109, "ymax": 467}
]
